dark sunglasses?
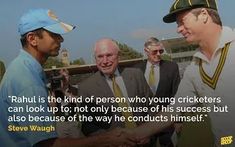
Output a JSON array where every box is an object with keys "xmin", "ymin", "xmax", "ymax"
[{"xmin": 149, "ymin": 49, "xmax": 164, "ymax": 55}]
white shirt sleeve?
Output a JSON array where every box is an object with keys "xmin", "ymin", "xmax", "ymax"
[{"xmin": 174, "ymin": 65, "xmax": 198, "ymax": 107}]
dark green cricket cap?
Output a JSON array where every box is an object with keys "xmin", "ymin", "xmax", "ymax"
[{"xmin": 163, "ymin": 0, "xmax": 218, "ymax": 23}]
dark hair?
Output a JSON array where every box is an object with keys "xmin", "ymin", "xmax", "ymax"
[
  {"xmin": 20, "ymin": 28, "xmax": 45, "ymax": 47},
  {"xmin": 191, "ymin": 8, "xmax": 222, "ymax": 26}
]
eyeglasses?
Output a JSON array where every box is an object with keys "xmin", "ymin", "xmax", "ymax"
[{"xmin": 148, "ymin": 49, "xmax": 164, "ymax": 55}]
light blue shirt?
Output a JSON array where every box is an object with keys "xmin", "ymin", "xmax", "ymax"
[{"xmin": 0, "ymin": 50, "xmax": 57, "ymax": 147}]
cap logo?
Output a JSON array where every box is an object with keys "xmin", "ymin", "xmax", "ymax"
[
  {"xmin": 48, "ymin": 10, "xmax": 58, "ymax": 21},
  {"xmin": 215, "ymin": 0, "xmax": 218, "ymax": 10},
  {"xmin": 188, "ymin": 0, "xmax": 192, "ymax": 6},
  {"xmin": 174, "ymin": 0, "xmax": 180, "ymax": 10},
  {"xmin": 60, "ymin": 23, "xmax": 70, "ymax": 33},
  {"xmin": 206, "ymin": 0, "xmax": 210, "ymax": 7}
]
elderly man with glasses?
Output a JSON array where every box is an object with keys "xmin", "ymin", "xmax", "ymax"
[{"xmin": 134, "ymin": 37, "xmax": 180, "ymax": 147}]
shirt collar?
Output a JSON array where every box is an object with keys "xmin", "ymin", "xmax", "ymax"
[
  {"xmin": 193, "ymin": 26, "xmax": 235, "ymax": 62},
  {"xmin": 104, "ymin": 68, "xmax": 120, "ymax": 79},
  {"xmin": 147, "ymin": 60, "xmax": 159, "ymax": 68},
  {"xmin": 20, "ymin": 49, "xmax": 46, "ymax": 82}
]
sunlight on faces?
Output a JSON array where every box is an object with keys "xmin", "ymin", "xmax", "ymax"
[
  {"xmin": 94, "ymin": 41, "xmax": 119, "ymax": 75},
  {"xmin": 145, "ymin": 43, "xmax": 164, "ymax": 64}
]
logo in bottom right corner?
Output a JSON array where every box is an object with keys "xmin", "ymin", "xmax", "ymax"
[{"xmin": 221, "ymin": 136, "xmax": 233, "ymax": 145}]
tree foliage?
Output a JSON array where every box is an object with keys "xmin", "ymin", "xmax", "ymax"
[
  {"xmin": 161, "ymin": 54, "xmax": 172, "ymax": 61},
  {"xmin": 43, "ymin": 41, "xmax": 142, "ymax": 69},
  {"xmin": 43, "ymin": 57, "xmax": 64, "ymax": 69},
  {"xmin": 71, "ymin": 58, "xmax": 86, "ymax": 65},
  {"xmin": 43, "ymin": 57, "xmax": 86, "ymax": 69},
  {"xmin": 117, "ymin": 42, "xmax": 143, "ymax": 60}
]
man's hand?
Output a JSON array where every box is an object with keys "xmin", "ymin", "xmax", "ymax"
[
  {"xmin": 136, "ymin": 137, "xmax": 150, "ymax": 146},
  {"xmin": 121, "ymin": 128, "xmax": 150, "ymax": 146},
  {"xmin": 59, "ymin": 68, "xmax": 70, "ymax": 91}
]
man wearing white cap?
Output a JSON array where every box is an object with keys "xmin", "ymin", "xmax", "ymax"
[{"xmin": 0, "ymin": 9, "xmax": 135, "ymax": 147}]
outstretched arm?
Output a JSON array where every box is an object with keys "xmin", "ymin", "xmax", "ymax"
[{"xmin": 35, "ymin": 127, "xmax": 137, "ymax": 147}]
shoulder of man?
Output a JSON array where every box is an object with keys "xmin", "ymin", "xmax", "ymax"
[
  {"xmin": 133, "ymin": 59, "xmax": 147, "ymax": 66},
  {"xmin": 161, "ymin": 59, "xmax": 177, "ymax": 65},
  {"xmin": 132, "ymin": 60, "xmax": 147, "ymax": 71},
  {"xmin": 161, "ymin": 60, "xmax": 179, "ymax": 70},
  {"xmin": 120, "ymin": 67, "xmax": 146, "ymax": 80},
  {"xmin": 121, "ymin": 67, "xmax": 143, "ymax": 74},
  {"xmin": 79, "ymin": 71, "xmax": 101, "ymax": 86}
]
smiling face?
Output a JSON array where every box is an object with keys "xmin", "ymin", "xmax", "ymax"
[
  {"xmin": 176, "ymin": 9, "xmax": 204, "ymax": 43},
  {"xmin": 94, "ymin": 39, "xmax": 119, "ymax": 76}
]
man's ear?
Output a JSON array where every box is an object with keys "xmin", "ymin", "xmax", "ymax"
[
  {"xmin": 26, "ymin": 32, "xmax": 37, "ymax": 46},
  {"xmin": 144, "ymin": 48, "xmax": 149, "ymax": 54},
  {"xmin": 200, "ymin": 8, "xmax": 209, "ymax": 23}
]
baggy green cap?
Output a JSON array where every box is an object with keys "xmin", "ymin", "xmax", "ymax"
[{"xmin": 163, "ymin": 0, "xmax": 218, "ymax": 23}]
